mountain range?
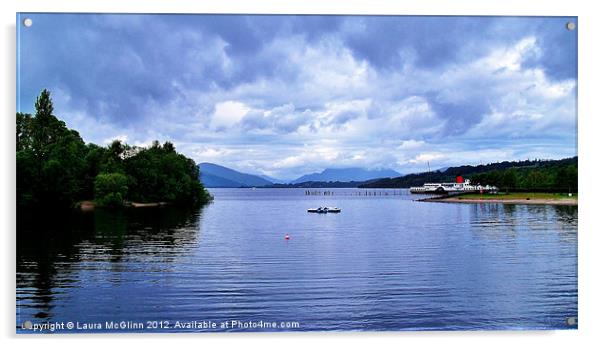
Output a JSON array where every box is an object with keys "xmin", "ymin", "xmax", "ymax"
[
  {"xmin": 199, "ymin": 163, "xmax": 273, "ymax": 188},
  {"xmin": 198, "ymin": 163, "xmax": 401, "ymax": 188},
  {"xmin": 290, "ymin": 168, "xmax": 401, "ymax": 184}
]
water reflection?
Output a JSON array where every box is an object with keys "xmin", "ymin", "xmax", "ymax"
[
  {"xmin": 16, "ymin": 189, "xmax": 578, "ymax": 332},
  {"xmin": 17, "ymin": 206, "xmax": 204, "ymax": 322}
]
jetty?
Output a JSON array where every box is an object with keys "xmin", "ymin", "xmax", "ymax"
[{"xmin": 304, "ymin": 190, "xmax": 405, "ymax": 196}]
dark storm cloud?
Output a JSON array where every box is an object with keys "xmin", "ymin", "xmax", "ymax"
[{"xmin": 17, "ymin": 14, "xmax": 577, "ymax": 178}]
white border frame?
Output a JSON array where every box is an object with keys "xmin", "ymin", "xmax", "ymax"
[{"xmin": 2, "ymin": 1, "xmax": 600, "ymax": 346}]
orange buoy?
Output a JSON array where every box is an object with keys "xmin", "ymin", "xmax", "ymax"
[{"xmin": 284, "ymin": 234, "xmax": 290, "ymax": 240}]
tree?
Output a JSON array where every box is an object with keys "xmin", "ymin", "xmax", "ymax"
[
  {"xmin": 17, "ymin": 89, "xmax": 211, "ymax": 210},
  {"xmin": 500, "ymin": 169, "xmax": 518, "ymax": 189},
  {"xmin": 16, "ymin": 112, "xmax": 32, "ymax": 151},
  {"xmin": 31, "ymin": 89, "xmax": 62, "ymax": 158},
  {"xmin": 163, "ymin": 141, "xmax": 175, "ymax": 152},
  {"xmin": 17, "ymin": 89, "xmax": 88, "ymax": 208},
  {"xmin": 94, "ymin": 173, "xmax": 129, "ymax": 207},
  {"xmin": 103, "ymin": 140, "xmax": 126, "ymax": 173},
  {"xmin": 83, "ymin": 143, "xmax": 108, "ymax": 197},
  {"xmin": 523, "ymin": 170, "xmax": 552, "ymax": 189},
  {"xmin": 123, "ymin": 142, "xmax": 210, "ymax": 205},
  {"xmin": 35, "ymin": 89, "xmax": 53, "ymax": 118},
  {"xmin": 555, "ymin": 165, "xmax": 577, "ymax": 192}
]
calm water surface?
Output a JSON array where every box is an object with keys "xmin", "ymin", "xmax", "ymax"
[{"xmin": 16, "ymin": 188, "xmax": 578, "ymax": 332}]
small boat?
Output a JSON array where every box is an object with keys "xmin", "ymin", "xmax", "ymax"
[{"xmin": 307, "ymin": 207, "xmax": 341, "ymax": 213}]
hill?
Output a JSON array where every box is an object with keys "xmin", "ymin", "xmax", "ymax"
[
  {"xmin": 359, "ymin": 157, "xmax": 577, "ymax": 192},
  {"xmin": 199, "ymin": 163, "xmax": 273, "ymax": 188},
  {"xmin": 258, "ymin": 174, "xmax": 287, "ymax": 184}
]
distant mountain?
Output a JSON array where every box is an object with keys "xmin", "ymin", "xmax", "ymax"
[
  {"xmin": 199, "ymin": 163, "xmax": 273, "ymax": 188},
  {"xmin": 291, "ymin": 167, "xmax": 401, "ymax": 184},
  {"xmin": 265, "ymin": 180, "xmax": 370, "ymax": 188},
  {"xmin": 199, "ymin": 172, "xmax": 244, "ymax": 188},
  {"xmin": 258, "ymin": 174, "xmax": 287, "ymax": 184}
]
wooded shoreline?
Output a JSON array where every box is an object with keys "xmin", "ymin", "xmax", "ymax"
[
  {"xmin": 76, "ymin": 200, "xmax": 177, "ymax": 211},
  {"xmin": 17, "ymin": 89, "xmax": 212, "ymax": 211}
]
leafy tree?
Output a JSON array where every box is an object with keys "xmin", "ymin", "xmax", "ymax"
[
  {"xmin": 555, "ymin": 165, "xmax": 578, "ymax": 192},
  {"xmin": 31, "ymin": 89, "xmax": 61, "ymax": 158},
  {"xmin": 16, "ymin": 112, "xmax": 33, "ymax": 151},
  {"xmin": 35, "ymin": 89, "xmax": 54, "ymax": 117},
  {"xmin": 500, "ymin": 169, "xmax": 518, "ymax": 189},
  {"xmin": 94, "ymin": 173, "xmax": 129, "ymax": 207},
  {"xmin": 16, "ymin": 149, "xmax": 38, "ymax": 206},
  {"xmin": 124, "ymin": 142, "xmax": 209, "ymax": 205},
  {"xmin": 16, "ymin": 89, "xmax": 212, "ymax": 210},
  {"xmin": 17, "ymin": 89, "xmax": 88, "ymax": 208},
  {"xmin": 103, "ymin": 140, "xmax": 127, "ymax": 173},
  {"xmin": 523, "ymin": 170, "xmax": 551, "ymax": 189},
  {"xmin": 83, "ymin": 143, "xmax": 109, "ymax": 197}
]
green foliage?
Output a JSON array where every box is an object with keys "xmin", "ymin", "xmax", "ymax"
[
  {"xmin": 361, "ymin": 157, "xmax": 578, "ymax": 192},
  {"xmin": 17, "ymin": 90, "xmax": 89, "ymax": 208},
  {"xmin": 123, "ymin": 141, "xmax": 209, "ymax": 204},
  {"xmin": 94, "ymin": 173, "xmax": 129, "ymax": 207},
  {"xmin": 35, "ymin": 89, "xmax": 54, "ymax": 118},
  {"xmin": 470, "ymin": 161, "xmax": 577, "ymax": 192},
  {"xmin": 17, "ymin": 89, "xmax": 211, "ymax": 210},
  {"xmin": 500, "ymin": 169, "xmax": 518, "ymax": 189},
  {"xmin": 16, "ymin": 112, "xmax": 33, "ymax": 151},
  {"xmin": 82, "ymin": 143, "xmax": 109, "ymax": 198},
  {"xmin": 555, "ymin": 165, "xmax": 578, "ymax": 191}
]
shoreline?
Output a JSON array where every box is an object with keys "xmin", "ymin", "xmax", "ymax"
[
  {"xmin": 422, "ymin": 197, "xmax": 577, "ymax": 206},
  {"xmin": 77, "ymin": 201, "xmax": 169, "ymax": 211}
]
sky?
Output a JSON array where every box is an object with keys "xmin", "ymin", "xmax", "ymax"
[{"xmin": 17, "ymin": 14, "xmax": 577, "ymax": 180}]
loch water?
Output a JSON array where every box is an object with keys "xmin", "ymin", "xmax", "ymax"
[{"xmin": 16, "ymin": 188, "xmax": 578, "ymax": 332}]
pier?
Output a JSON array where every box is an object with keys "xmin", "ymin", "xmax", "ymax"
[{"xmin": 304, "ymin": 190, "xmax": 406, "ymax": 196}]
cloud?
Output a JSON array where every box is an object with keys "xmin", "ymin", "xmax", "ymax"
[
  {"xmin": 211, "ymin": 101, "xmax": 250, "ymax": 130},
  {"xmin": 192, "ymin": 146, "xmax": 236, "ymax": 161},
  {"xmin": 399, "ymin": 140, "xmax": 425, "ymax": 150},
  {"xmin": 409, "ymin": 153, "xmax": 445, "ymax": 164},
  {"xmin": 18, "ymin": 14, "xmax": 577, "ymax": 179}
]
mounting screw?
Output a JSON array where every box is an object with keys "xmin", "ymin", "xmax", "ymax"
[{"xmin": 566, "ymin": 22, "xmax": 576, "ymax": 31}]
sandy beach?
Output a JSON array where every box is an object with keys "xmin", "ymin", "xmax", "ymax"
[{"xmin": 425, "ymin": 197, "xmax": 577, "ymax": 206}]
